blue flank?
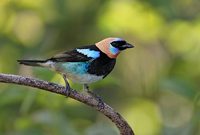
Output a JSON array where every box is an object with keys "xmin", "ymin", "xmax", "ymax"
[
  {"xmin": 76, "ymin": 49, "xmax": 100, "ymax": 59},
  {"xmin": 109, "ymin": 44, "xmax": 119, "ymax": 55},
  {"xmin": 61, "ymin": 62, "xmax": 89, "ymax": 75}
]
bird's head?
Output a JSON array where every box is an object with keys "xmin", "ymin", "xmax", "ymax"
[{"xmin": 96, "ymin": 37, "xmax": 134, "ymax": 58}]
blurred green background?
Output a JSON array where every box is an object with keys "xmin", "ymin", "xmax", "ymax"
[{"xmin": 0, "ymin": 0, "xmax": 200, "ymax": 135}]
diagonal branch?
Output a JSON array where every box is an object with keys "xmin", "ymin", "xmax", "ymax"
[{"xmin": 0, "ymin": 73, "xmax": 134, "ymax": 135}]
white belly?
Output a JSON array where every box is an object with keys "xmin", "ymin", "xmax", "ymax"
[{"xmin": 66, "ymin": 73, "xmax": 104, "ymax": 84}]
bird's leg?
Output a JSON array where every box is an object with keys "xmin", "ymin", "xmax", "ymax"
[
  {"xmin": 83, "ymin": 84, "xmax": 90, "ymax": 92},
  {"xmin": 62, "ymin": 74, "xmax": 70, "ymax": 97},
  {"xmin": 83, "ymin": 84, "xmax": 104, "ymax": 109}
]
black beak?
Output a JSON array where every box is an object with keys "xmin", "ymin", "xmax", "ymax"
[{"xmin": 123, "ymin": 43, "xmax": 134, "ymax": 49}]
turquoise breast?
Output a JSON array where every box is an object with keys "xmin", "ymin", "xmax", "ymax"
[
  {"xmin": 53, "ymin": 61, "xmax": 103, "ymax": 84},
  {"xmin": 59, "ymin": 62, "xmax": 89, "ymax": 75}
]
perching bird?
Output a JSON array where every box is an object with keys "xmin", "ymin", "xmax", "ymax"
[{"xmin": 18, "ymin": 37, "xmax": 134, "ymax": 96}]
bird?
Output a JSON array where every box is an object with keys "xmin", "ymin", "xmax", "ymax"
[{"xmin": 18, "ymin": 37, "xmax": 134, "ymax": 98}]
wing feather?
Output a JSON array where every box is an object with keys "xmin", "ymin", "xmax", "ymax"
[{"xmin": 49, "ymin": 45, "xmax": 99, "ymax": 62}]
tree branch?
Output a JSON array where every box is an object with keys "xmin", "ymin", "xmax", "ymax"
[{"xmin": 0, "ymin": 73, "xmax": 134, "ymax": 135}]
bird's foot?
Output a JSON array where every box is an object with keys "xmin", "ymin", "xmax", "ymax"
[
  {"xmin": 63, "ymin": 74, "xmax": 70, "ymax": 97},
  {"xmin": 87, "ymin": 90, "xmax": 105, "ymax": 110},
  {"xmin": 83, "ymin": 84, "xmax": 104, "ymax": 109},
  {"xmin": 64, "ymin": 83, "xmax": 70, "ymax": 97}
]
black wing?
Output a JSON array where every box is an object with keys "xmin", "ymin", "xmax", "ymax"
[{"xmin": 49, "ymin": 45, "xmax": 99, "ymax": 62}]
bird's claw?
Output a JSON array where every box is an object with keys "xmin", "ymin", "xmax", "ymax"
[
  {"xmin": 64, "ymin": 84, "xmax": 70, "ymax": 97},
  {"xmin": 97, "ymin": 97, "xmax": 104, "ymax": 110},
  {"xmin": 62, "ymin": 74, "xmax": 71, "ymax": 97},
  {"xmin": 87, "ymin": 90, "xmax": 105, "ymax": 109}
]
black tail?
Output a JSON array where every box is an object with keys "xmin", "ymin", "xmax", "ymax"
[{"xmin": 17, "ymin": 60, "xmax": 47, "ymax": 67}]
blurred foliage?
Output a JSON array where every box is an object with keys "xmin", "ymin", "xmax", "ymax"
[{"xmin": 0, "ymin": 0, "xmax": 200, "ymax": 135}]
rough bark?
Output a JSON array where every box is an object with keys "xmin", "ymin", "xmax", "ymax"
[{"xmin": 0, "ymin": 73, "xmax": 134, "ymax": 135}]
